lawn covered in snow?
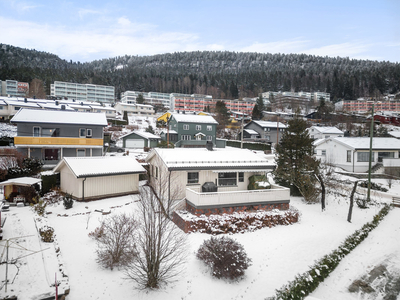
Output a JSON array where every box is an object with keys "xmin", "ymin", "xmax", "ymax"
[{"xmin": 1, "ymin": 176, "xmax": 399, "ymax": 300}]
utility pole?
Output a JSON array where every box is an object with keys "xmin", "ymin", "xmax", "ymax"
[
  {"xmin": 367, "ymin": 104, "xmax": 374, "ymax": 202},
  {"xmin": 240, "ymin": 112, "xmax": 244, "ymax": 149}
]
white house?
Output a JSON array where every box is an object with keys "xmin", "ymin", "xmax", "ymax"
[
  {"xmin": 53, "ymin": 156, "xmax": 146, "ymax": 201},
  {"xmin": 314, "ymin": 137, "xmax": 400, "ymax": 172},
  {"xmin": 307, "ymin": 126, "xmax": 344, "ymax": 139},
  {"xmin": 145, "ymin": 147, "xmax": 290, "ymax": 215}
]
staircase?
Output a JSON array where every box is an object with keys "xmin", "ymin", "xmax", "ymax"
[{"xmin": 371, "ymin": 162, "xmax": 383, "ymax": 173}]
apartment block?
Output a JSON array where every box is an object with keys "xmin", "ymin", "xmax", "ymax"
[
  {"xmin": 51, "ymin": 81, "xmax": 115, "ymax": 104},
  {"xmin": 0, "ymin": 80, "xmax": 29, "ymax": 97}
]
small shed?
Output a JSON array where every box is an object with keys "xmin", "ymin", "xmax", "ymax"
[
  {"xmin": 53, "ymin": 156, "xmax": 146, "ymax": 201},
  {"xmin": 121, "ymin": 131, "xmax": 161, "ymax": 149},
  {"xmin": 0, "ymin": 177, "xmax": 42, "ymax": 203}
]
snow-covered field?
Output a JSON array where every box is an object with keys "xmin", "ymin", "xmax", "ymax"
[{"xmin": 1, "ymin": 177, "xmax": 399, "ymax": 300}]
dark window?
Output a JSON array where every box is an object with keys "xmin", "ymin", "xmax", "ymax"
[
  {"xmin": 347, "ymin": 150, "xmax": 351, "ymax": 162},
  {"xmin": 187, "ymin": 172, "xmax": 199, "ymax": 184},
  {"xmin": 218, "ymin": 172, "xmax": 237, "ymax": 186},
  {"xmin": 44, "ymin": 149, "xmax": 59, "ymax": 160},
  {"xmin": 238, "ymin": 172, "xmax": 244, "ymax": 182}
]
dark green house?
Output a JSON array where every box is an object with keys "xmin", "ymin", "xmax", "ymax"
[
  {"xmin": 160, "ymin": 113, "xmax": 225, "ymax": 148},
  {"xmin": 121, "ymin": 131, "xmax": 161, "ymax": 148}
]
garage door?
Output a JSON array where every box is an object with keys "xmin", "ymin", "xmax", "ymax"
[{"xmin": 126, "ymin": 139, "xmax": 145, "ymax": 148}]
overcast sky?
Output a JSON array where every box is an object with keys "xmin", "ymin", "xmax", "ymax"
[{"xmin": 1, "ymin": 0, "xmax": 399, "ymax": 63}]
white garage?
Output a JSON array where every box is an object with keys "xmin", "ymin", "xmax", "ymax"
[{"xmin": 53, "ymin": 156, "xmax": 146, "ymax": 201}]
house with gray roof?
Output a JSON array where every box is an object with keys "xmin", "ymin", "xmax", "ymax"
[
  {"xmin": 307, "ymin": 126, "xmax": 344, "ymax": 139},
  {"xmin": 11, "ymin": 108, "xmax": 107, "ymax": 168},
  {"xmin": 243, "ymin": 120, "xmax": 287, "ymax": 143},
  {"xmin": 314, "ymin": 137, "xmax": 400, "ymax": 172},
  {"xmin": 120, "ymin": 131, "xmax": 161, "ymax": 149}
]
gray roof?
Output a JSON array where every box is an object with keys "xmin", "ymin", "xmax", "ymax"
[
  {"xmin": 121, "ymin": 131, "xmax": 161, "ymax": 140},
  {"xmin": 11, "ymin": 108, "xmax": 108, "ymax": 126}
]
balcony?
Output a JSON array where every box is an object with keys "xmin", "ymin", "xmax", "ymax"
[
  {"xmin": 186, "ymin": 184, "xmax": 290, "ymax": 208},
  {"xmin": 14, "ymin": 137, "xmax": 103, "ymax": 146}
]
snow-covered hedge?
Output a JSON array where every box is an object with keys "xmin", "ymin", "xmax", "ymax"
[
  {"xmin": 176, "ymin": 208, "xmax": 299, "ymax": 234},
  {"xmin": 270, "ymin": 204, "xmax": 392, "ymax": 300}
]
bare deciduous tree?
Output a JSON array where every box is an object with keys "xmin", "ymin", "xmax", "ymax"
[
  {"xmin": 94, "ymin": 213, "xmax": 137, "ymax": 270},
  {"xmin": 123, "ymin": 180, "xmax": 187, "ymax": 289}
]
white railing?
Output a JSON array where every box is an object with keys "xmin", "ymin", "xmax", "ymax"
[
  {"xmin": 186, "ymin": 184, "xmax": 290, "ymax": 207},
  {"xmin": 383, "ymin": 158, "xmax": 400, "ymax": 167}
]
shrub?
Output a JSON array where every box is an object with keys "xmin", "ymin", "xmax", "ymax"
[
  {"xmin": 197, "ymin": 236, "xmax": 252, "ymax": 280},
  {"xmin": 39, "ymin": 226, "xmax": 54, "ymax": 243},
  {"xmin": 63, "ymin": 193, "xmax": 74, "ymax": 209},
  {"xmin": 33, "ymin": 200, "xmax": 47, "ymax": 216},
  {"xmin": 359, "ymin": 181, "xmax": 388, "ymax": 192},
  {"xmin": 95, "ymin": 213, "xmax": 137, "ymax": 270},
  {"xmin": 88, "ymin": 223, "xmax": 105, "ymax": 240}
]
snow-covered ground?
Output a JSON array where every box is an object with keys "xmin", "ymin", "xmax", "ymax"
[{"xmin": 1, "ymin": 176, "xmax": 399, "ymax": 300}]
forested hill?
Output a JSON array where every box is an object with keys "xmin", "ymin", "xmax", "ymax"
[{"xmin": 1, "ymin": 43, "xmax": 399, "ymax": 101}]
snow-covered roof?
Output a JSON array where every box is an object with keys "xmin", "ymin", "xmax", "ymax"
[
  {"xmin": 4, "ymin": 100, "xmax": 41, "ymax": 108},
  {"xmin": 11, "ymin": 108, "xmax": 108, "ymax": 126},
  {"xmin": 388, "ymin": 131, "xmax": 400, "ymax": 139},
  {"xmin": 309, "ymin": 126, "xmax": 343, "ymax": 134},
  {"xmin": 0, "ymin": 177, "xmax": 42, "ymax": 187},
  {"xmin": 68, "ymin": 104, "xmax": 93, "ymax": 110},
  {"xmin": 120, "ymin": 131, "xmax": 161, "ymax": 140},
  {"xmin": 161, "ymin": 130, "xmax": 178, "ymax": 135},
  {"xmin": 146, "ymin": 148, "xmax": 275, "ymax": 170},
  {"xmin": 250, "ymin": 120, "xmax": 287, "ymax": 128},
  {"xmin": 323, "ymin": 137, "xmax": 400, "ymax": 150},
  {"xmin": 171, "ymin": 113, "xmax": 218, "ymax": 124},
  {"xmin": 38, "ymin": 103, "xmax": 75, "ymax": 111},
  {"xmin": 244, "ymin": 129, "xmax": 259, "ymax": 135},
  {"xmin": 53, "ymin": 156, "xmax": 146, "ymax": 178}
]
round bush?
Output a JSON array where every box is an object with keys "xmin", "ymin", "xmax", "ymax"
[{"xmin": 196, "ymin": 236, "xmax": 252, "ymax": 280}]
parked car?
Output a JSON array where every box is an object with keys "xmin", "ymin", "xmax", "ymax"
[{"xmin": 104, "ymin": 142, "xmax": 125, "ymax": 153}]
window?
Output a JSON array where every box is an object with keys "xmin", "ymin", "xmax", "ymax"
[
  {"xmin": 45, "ymin": 149, "xmax": 59, "ymax": 160},
  {"xmin": 33, "ymin": 126, "xmax": 40, "ymax": 137},
  {"xmin": 77, "ymin": 149, "xmax": 86, "ymax": 157},
  {"xmin": 218, "ymin": 172, "xmax": 237, "ymax": 186},
  {"xmin": 155, "ymin": 166, "xmax": 158, "ymax": 179},
  {"xmin": 79, "ymin": 128, "xmax": 86, "ymax": 137},
  {"xmin": 182, "ymin": 135, "xmax": 191, "ymax": 140},
  {"xmin": 321, "ymin": 150, "xmax": 326, "ymax": 156},
  {"xmin": 42, "ymin": 128, "xmax": 59, "ymax": 137},
  {"xmin": 207, "ymin": 125, "xmax": 212, "ymax": 131},
  {"xmin": 238, "ymin": 172, "xmax": 244, "ymax": 182},
  {"xmin": 183, "ymin": 124, "xmax": 189, "ymax": 130},
  {"xmin": 347, "ymin": 150, "xmax": 351, "ymax": 162},
  {"xmin": 14, "ymin": 107, "xmax": 20, "ymax": 111},
  {"xmin": 357, "ymin": 152, "xmax": 373, "ymax": 162},
  {"xmin": 87, "ymin": 129, "xmax": 92, "ymax": 137},
  {"xmin": 196, "ymin": 125, "xmax": 201, "ymax": 131},
  {"xmin": 206, "ymin": 135, "xmax": 212, "ymax": 141},
  {"xmin": 187, "ymin": 172, "xmax": 199, "ymax": 184}
]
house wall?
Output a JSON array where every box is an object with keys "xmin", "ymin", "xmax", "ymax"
[
  {"xmin": 169, "ymin": 117, "xmax": 217, "ymax": 145},
  {"xmin": 245, "ymin": 122, "xmax": 284, "ymax": 143},
  {"xmin": 59, "ymin": 164, "xmax": 140, "ymax": 200},
  {"xmin": 147, "ymin": 153, "xmax": 266, "ymax": 199},
  {"xmin": 315, "ymin": 140, "xmax": 399, "ymax": 172},
  {"xmin": 17, "ymin": 122, "xmax": 103, "ymax": 138}
]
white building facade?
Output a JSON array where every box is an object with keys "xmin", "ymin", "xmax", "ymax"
[{"xmin": 51, "ymin": 81, "xmax": 115, "ymax": 104}]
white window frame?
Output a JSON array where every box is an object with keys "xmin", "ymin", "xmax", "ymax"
[
  {"xmin": 196, "ymin": 125, "xmax": 201, "ymax": 131},
  {"xmin": 206, "ymin": 135, "xmax": 212, "ymax": 141},
  {"xmin": 79, "ymin": 128, "xmax": 86, "ymax": 138},
  {"xmin": 33, "ymin": 126, "xmax": 41, "ymax": 137},
  {"xmin": 86, "ymin": 128, "xmax": 93, "ymax": 137},
  {"xmin": 183, "ymin": 124, "xmax": 189, "ymax": 130},
  {"xmin": 321, "ymin": 150, "xmax": 326, "ymax": 156},
  {"xmin": 182, "ymin": 135, "xmax": 191, "ymax": 140},
  {"xmin": 207, "ymin": 125, "xmax": 212, "ymax": 131}
]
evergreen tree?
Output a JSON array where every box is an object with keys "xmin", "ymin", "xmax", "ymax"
[
  {"xmin": 214, "ymin": 100, "xmax": 230, "ymax": 127},
  {"xmin": 136, "ymin": 93, "xmax": 145, "ymax": 104},
  {"xmin": 274, "ymin": 115, "xmax": 320, "ymax": 202},
  {"xmin": 146, "ymin": 125, "xmax": 155, "ymax": 134},
  {"xmin": 252, "ymin": 95, "xmax": 265, "ymax": 120}
]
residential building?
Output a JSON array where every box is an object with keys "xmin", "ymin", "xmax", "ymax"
[
  {"xmin": 50, "ymin": 81, "xmax": 115, "ymax": 104},
  {"xmin": 121, "ymin": 91, "xmax": 173, "ymax": 109},
  {"xmin": 53, "ymin": 156, "xmax": 146, "ymax": 201},
  {"xmin": 120, "ymin": 131, "xmax": 161, "ymax": 148},
  {"xmin": 307, "ymin": 126, "xmax": 344, "ymax": 139},
  {"xmin": 0, "ymin": 80, "xmax": 29, "ymax": 97},
  {"xmin": 335, "ymin": 99, "xmax": 400, "ymax": 113},
  {"xmin": 115, "ymin": 102, "xmax": 155, "ymax": 116},
  {"xmin": 243, "ymin": 120, "xmax": 287, "ymax": 143},
  {"xmin": 160, "ymin": 113, "xmax": 222, "ymax": 148},
  {"xmin": 11, "ymin": 108, "xmax": 107, "ymax": 168},
  {"xmin": 314, "ymin": 137, "xmax": 400, "ymax": 172},
  {"xmin": 262, "ymin": 91, "xmax": 330, "ymax": 103},
  {"xmin": 145, "ymin": 147, "xmax": 289, "ymax": 215}
]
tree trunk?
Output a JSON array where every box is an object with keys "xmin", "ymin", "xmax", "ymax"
[
  {"xmin": 348, "ymin": 181, "xmax": 358, "ymax": 223},
  {"xmin": 316, "ymin": 174, "xmax": 326, "ymax": 211}
]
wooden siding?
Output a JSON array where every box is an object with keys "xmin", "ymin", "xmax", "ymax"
[{"xmin": 14, "ymin": 136, "xmax": 103, "ymax": 146}]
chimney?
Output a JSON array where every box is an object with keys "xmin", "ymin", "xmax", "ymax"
[
  {"xmin": 55, "ymin": 100, "xmax": 59, "ymax": 106},
  {"xmin": 61, "ymin": 104, "xmax": 66, "ymax": 110},
  {"xmin": 24, "ymin": 98, "xmax": 27, "ymax": 103}
]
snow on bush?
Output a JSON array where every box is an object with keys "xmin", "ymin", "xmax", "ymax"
[
  {"xmin": 178, "ymin": 207, "xmax": 299, "ymax": 234},
  {"xmin": 197, "ymin": 236, "xmax": 252, "ymax": 280}
]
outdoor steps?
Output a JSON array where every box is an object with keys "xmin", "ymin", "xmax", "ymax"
[{"xmin": 371, "ymin": 163, "xmax": 384, "ymax": 173}]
